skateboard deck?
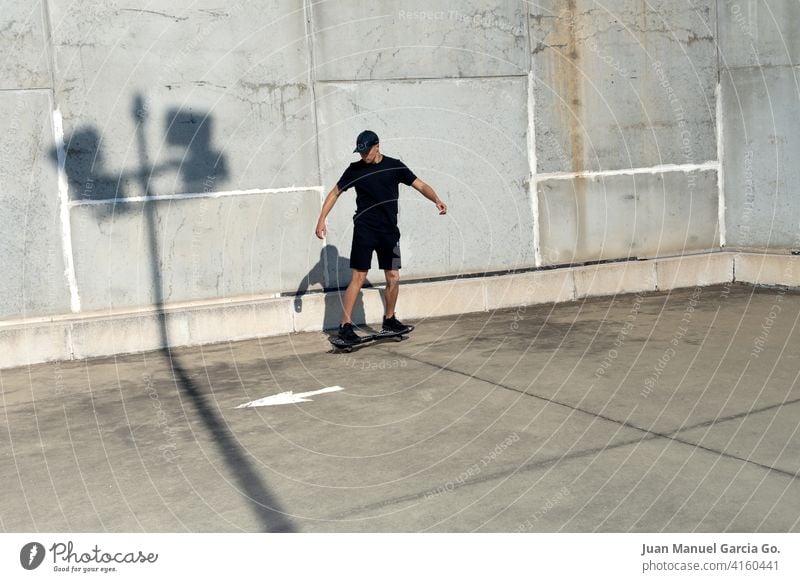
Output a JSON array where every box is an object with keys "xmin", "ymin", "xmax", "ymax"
[{"xmin": 328, "ymin": 325, "xmax": 415, "ymax": 353}]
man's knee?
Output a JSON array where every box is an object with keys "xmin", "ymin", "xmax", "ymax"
[
  {"xmin": 385, "ymin": 270, "xmax": 400, "ymax": 287},
  {"xmin": 350, "ymin": 269, "xmax": 368, "ymax": 285}
]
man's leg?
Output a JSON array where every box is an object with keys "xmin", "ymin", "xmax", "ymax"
[
  {"xmin": 383, "ymin": 269, "xmax": 400, "ymax": 318},
  {"xmin": 341, "ymin": 269, "xmax": 368, "ymax": 325}
]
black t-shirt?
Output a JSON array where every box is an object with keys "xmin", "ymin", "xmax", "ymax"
[{"xmin": 336, "ymin": 155, "xmax": 417, "ymax": 230}]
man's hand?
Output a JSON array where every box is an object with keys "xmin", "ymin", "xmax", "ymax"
[
  {"xmin": 412, "ymin": 179, "xmax": 447, "ymax": 215},
  {"xmin": 315, "ymin": 185, "xmax": 340, "ymax": 239}
]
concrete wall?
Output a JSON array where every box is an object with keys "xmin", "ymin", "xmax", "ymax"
[
  {"xmin": 69, "ymin": 190, "xmax": 321, "ymax": 311},
  {"xmin": 311, "ymin": 1, "xmax": 529, "ymax": 80},
  {"xmin": 0, "ymin": 1, "xmax": 798, "ymax": 350},
  {"xmin": 719, "ymin": 0, "xmax": 800, "ymax": 251},
  {"xmin": 49, "ymin": 1, "xmax": 320, "ymax": 313},
  {"xmin": 538, "ymin": 170, "xmax": 719, "ymax": 264},
  {"xmin": 530, "ymin": 1, "xmax": 718, "ymax": 173},
  {"xmin": 530, "ymin": 0, "xmax": 720, "ymax": 266},
  {"xmin": 0, "ymin": 2, "xmax": 73, "ymax": 321}
]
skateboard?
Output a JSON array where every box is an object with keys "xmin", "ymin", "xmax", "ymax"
[{"xmin": 328, "ymin": 325, "xmax": 415, "ymax": 353}]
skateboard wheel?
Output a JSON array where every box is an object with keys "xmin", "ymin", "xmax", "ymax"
[
  {"xmin": 393, "ymin": 336, "xmax": 402, "ymax": 342},
  {"xmin": 344, "ymin": 347, "xmax": 353, "ymax": 353}
]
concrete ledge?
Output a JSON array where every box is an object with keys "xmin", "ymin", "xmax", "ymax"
[
  {"xmin": 734, "ymin": 253, "xmax": 800, "ymax": 287},
  {"xmin": 4, "ymin": 251, "xmax": 800, "ymax": 370},
  {"xmin": 0, "ymin": 321, "xmax": 72, "ymax": 370},
  {"xmin": 68, "ymin": 297, "xmax": 297, "ymax": 361},
  {"xmin": 485, "ymin": 269, "xmax": 575, "ymax": 309},
  {"xmin": 574, "ymin": 261, "xmax": 658, "ymax": 299},
  {"xmin": 398, "ymin": 278, "xmax": 487, "ymax": 321},
  {"xmin": 1, "ymin": 295, "xmax": 298, "ymax": 368},
  {"xmin": 70, "ymin": 314, "xmax": 165, "ymax": 360},
  {"xmin": 292, "ymin": 287, "xmax": 384, "ymax": 332},
  {"xmin": 187, "ymin": 299, "xmax": 294, "ymax": 344},
  {"xmin": 655, "ymin": 252, "xmax": 734, "ymax": 291},
  {"xmin": 292, "ymin": 291, "xmax": 336, "ymax": 333}
]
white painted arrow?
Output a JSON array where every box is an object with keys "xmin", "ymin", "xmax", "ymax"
[{"xmin": 236, "ymin": 386, "xmax": 344, "ymax": 408}]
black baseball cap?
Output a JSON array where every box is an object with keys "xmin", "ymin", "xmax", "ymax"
[{"xmin": 353, "ymin": 130, "xmax": 379, "ymax": 154}]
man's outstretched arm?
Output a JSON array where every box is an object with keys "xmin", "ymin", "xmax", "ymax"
[
  {"xmin": 315, "ymin": 184, "xmax": 341, "ymax": 239},
  {"xmin": 411, "ymin": 178, "xmax": 447, "ymax": 214}
]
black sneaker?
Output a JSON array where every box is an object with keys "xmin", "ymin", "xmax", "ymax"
[
  {"xmin": 338, "ymin": 322, "xmax": 360, "ymax": 343},
  {"xmin": 382, "ymin": 315, "xmax": 410, "ymax": 334}
]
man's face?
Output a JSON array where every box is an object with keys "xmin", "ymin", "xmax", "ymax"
[{"xmin": 360, "ymin": 143, "xmax": 380, "ymax": 164}]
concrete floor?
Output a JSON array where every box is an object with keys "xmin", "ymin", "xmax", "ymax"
[{"xmin": 1, "ymin": 283, "xmax": 799, "ymax": 532}]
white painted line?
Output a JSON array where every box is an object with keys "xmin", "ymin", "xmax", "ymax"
[
  {"xmin": 528, "ymin": 70, "xmax": 542, "ymax": 267},
  {"xmin": 532, "ymin": 161, "xmax": 720, "ymax": 182},
  {"xmin": 716, "ymin": 81, "xmax": 726, "ymax": 248},
  {"xmin": 52, "ymin": 106, "xmax": 81, "ymax": 313},
  {"xmin": 0, "ymin": 87, "xmax": 53, "ymax": 93},
  {"xmin": 236, "ymin": 385, "xmax": 344, "ymax": 408},
  {"xmin": 69, "ymin": 186, "xmax": 325, "ymax": 207}
]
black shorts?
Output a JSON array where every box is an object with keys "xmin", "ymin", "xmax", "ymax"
[{"xmin": 350, "ymin": 226, "xmax": 401, "ymax": 271}]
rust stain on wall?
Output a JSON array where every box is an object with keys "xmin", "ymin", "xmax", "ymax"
[
  {"xmin": 551, "ymin": 0, "xmax": 585, "ymax": 176},
  {"xmin": 551, "ymin": 0, "xmax": 589, "ymax": 256}
]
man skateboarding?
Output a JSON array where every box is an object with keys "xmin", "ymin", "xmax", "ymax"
[{"xmin": 315, "ymin": 130, "xmax": 447, "ymax": 344}]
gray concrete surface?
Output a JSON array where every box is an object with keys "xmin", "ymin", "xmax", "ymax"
[
  {"xmin": 0, "ymin": 1, "xmax": 50, "ymax": 90},
  {"xmin": 530, "ymin": 0, "xmax": 718, "ymax": 173},
  {"xmin": 70, "ymin": 189, "xmax": 321, "ymax": 310},
  {"xmin": 719, "ymin": 0, "xmax": 800, "ymax": 252},
  {"xmin": 312, "ymin": 1, "xmax": 529, "ymax": 80},
  {"xmin": 51, "ymin": 0, "xmax": 317, "ymax": 197},
  {"xmin": 1, "ymin": 284, "xmax": 798, "ymax": 532},
  {"xmin": 721, "ymin": 65, "xmax": 800, "ymax": 251},
  {"xmin": 0, "ymin": 90, "xmax": 70, "ymax": 320},
  {"xmin": 718, "ymin": 0, "xmax": 800, "ymax": 69},
  {"xmin": 538, "ymin": 170, "xmax": 719, "ymax": 264}
]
